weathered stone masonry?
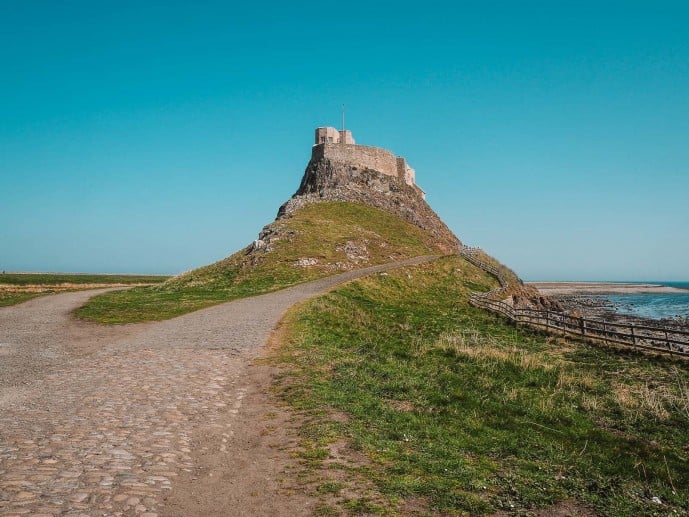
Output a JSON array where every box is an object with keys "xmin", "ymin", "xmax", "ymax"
[
  {"xmin": 313, "ymin": 127, "xmax": 422, "ymax": 197},
  {"xmin": 312, "ymin": 143, "xmax": 398, "ymax": 179},
  {"xmin": 315, "ymin": 127, "xmax": 355, "ymax": 145}
]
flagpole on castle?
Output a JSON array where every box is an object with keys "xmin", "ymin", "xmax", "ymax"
[{"xmin": 342, "ymin": 104, "xmax": 345, "ymax": 133}]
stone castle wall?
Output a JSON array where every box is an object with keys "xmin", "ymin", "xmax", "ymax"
[
  {"xmin": 312, "ymin": 143, "xmax": 402, "ymax": 180},
  {"xmin": 310, "ymin": 129, "xmax": 423, "ymax": 197},
  {"xmin": 315, "ymin": 127, "xmax": 355, "ymax": 145}
]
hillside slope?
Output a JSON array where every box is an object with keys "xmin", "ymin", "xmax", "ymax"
[
  {"xmin": 76, "ymin": 202, "xmax": 446, "ymax": 323},
  {"xmin": 273, "ymin": 255, "xmax": 689, "ymax": 515},
  {"xmin": 279, "ymin": 148, "xmax": 461, "ymax": 253},
  {"xmin": 168, "ymin": 202, "xmax": 447, "ymax": 290}
]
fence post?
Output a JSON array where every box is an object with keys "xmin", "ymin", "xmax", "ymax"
[
  {"xmin": 580, "ymin": 317, "xmax": 586, "ymax": 336},
  {"xmin": 664, "ymin": 329, "xmax": 670, "ymax": 350},
  {"xmin": 630, "ymin": 325, "xmax": 636, "ymax": 346},
  {"xmin": 602, "ymin": 322, "xmax": 607, "ymax": 345}
]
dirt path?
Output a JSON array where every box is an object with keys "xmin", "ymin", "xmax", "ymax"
[{"xmin": 0, "ymin": 257, "xmax": 436, "ymax": 516}]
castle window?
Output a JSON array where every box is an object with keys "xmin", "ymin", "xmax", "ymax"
[
  {"xmin": 328, "ymin": 137, "xmax": 333, "ymax": 143},
  {"xmin": 320, "ymin": 137, "xmax": 326, "ymax": 143}
]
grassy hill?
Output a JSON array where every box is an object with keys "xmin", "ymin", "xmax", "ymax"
[
  {"xmin": 76, "ymin": 202, "xmax": 446, "ymax": 323},
  {"xmin": 272, "ymin": 255, "xmax": 689, "ymax": 516}
]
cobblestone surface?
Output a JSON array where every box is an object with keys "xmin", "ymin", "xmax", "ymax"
[{"xmin": 0, "ymin": 257, "xmax": 435, "ymax": 516}]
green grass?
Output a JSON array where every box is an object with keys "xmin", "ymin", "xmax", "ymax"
[
  {"xmin": 76, "ymin": 202, "xmax": 443, "ymax": 324},
  {"xmin": 273, "ymin": 255, "xmax": 689, "ymax": 515},
  {"xmin": 0, "ymin": 273, "xmax": 168, "ymax": 307},
  {"xmin": 0, "ymin": 292, "xmax": 43, "ymax": 307}
]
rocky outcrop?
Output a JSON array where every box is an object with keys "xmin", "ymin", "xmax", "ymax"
[
  {"xmin": 509, "ymin": 286, "xmax": 565, "ymax": 312},
  {"xmin": 275, "ymin": 155, "xmax": 461, "ymax": 254}
]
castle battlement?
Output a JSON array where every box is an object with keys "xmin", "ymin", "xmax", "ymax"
[{"xmin": 311, "ymin": 127, "xmax": 423, "ymax": 198}]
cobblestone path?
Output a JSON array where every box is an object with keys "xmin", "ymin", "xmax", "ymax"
[{"xmin": 0, "ymin": 257, "xmax": 435, "ymax": 516}]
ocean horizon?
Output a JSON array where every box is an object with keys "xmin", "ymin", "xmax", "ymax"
[
  {"xmin": 589, "ymin": 281, "xmax": 689, "ymax": 320},
  {"xmin": 650, "ymin": 281, "xmax": 689, "ymax": 290},
  {"xmin": 529, "ymin": 280, "xmax": 689, "ymax": 288},
  {"xmin": 527, "ymin": 280, "xmax": 689, "ymax": 320}
]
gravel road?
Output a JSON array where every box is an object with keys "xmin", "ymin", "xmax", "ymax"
[{"xmin": 0, "ymin": 256, "xmax": 435, "ymax": 516}]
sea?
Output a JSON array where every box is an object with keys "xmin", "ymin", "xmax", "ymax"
[{"xmin": 598, "ymin": 281, "xmax": 689, "ymax": 320}]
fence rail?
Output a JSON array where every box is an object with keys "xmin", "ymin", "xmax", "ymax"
[{"xmin": 458, "ymin": 246, "xmax": 689, "ymax": 357}]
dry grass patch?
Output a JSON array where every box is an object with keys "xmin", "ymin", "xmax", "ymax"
[
  {"xmin": 420, "ymin": 328, "xmax": 556, "ymax": 372},
  {"xmin": 615, "ymin": 382, "xmax": 675, "ymax": 421}
]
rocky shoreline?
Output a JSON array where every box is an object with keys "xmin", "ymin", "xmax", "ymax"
[{"xmin": 528, "ymin": 283, "xmax": 689, "ymax": 332}]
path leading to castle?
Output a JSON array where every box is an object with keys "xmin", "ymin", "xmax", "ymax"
[{"xmin": 0, "ymin": 256, "xmax": 435, "ymax": 517}]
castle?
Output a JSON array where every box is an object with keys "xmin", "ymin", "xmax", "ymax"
[
  {"xmin": 275, "ymin": 126, "xmax": 458, "ymax": 252},
  {"xmin": 313, "ymin": 127, "xmax": 424, "ymax": 199}
]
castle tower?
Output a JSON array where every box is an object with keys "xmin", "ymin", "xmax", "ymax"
[
  {"xmin": 314, "ymin": 127, "xmax": 356, "ymax": 145},
  {"xmin": 338, "ymin": 129, "xmax": 355, "ymax": 144}
]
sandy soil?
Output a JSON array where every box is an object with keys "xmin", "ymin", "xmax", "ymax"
[{"xmin": 528, "ymin": 282, "xmax": 687, "ymax": 296}]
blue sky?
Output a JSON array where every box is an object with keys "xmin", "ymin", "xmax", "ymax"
[{"xmin": 1, "ymin": 1, "xmax": 687, "ymax": 280}]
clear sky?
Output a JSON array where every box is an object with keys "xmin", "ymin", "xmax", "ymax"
[{"xmin": 1, "ymin": 1, "xmax": 688, "ymax": 280}]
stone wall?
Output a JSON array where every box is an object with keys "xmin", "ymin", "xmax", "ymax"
[
  {"xmin": 339, "ymin": 130, "xmax": 355, "ymax": 144},
  {"xmin": 396, "ymin": 157, "xmax": 416, "ymax": 185},
  {"xmin": 315, "ymin": 127, "xmax": 356, "ymax": 145},
  {"xmin": 313, "ymin": 143, "xmax": 401, "ymax": 180},
  {"xmin": 315, "ymin": 127, "xmax": 341, "ymax": 145}
]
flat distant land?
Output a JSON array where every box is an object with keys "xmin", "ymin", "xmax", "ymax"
[
  {"xmin": 529, "ymin": 281, "xmax": 688, "ymax": 296},
  {"xmin": 0, "ymin": 272, "xmax": 169, "ymax": 307}
]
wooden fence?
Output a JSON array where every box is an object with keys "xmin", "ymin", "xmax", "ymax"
[{"xmin": 457, "ymin": 246, "xmax": 689, "ymax": 357}]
